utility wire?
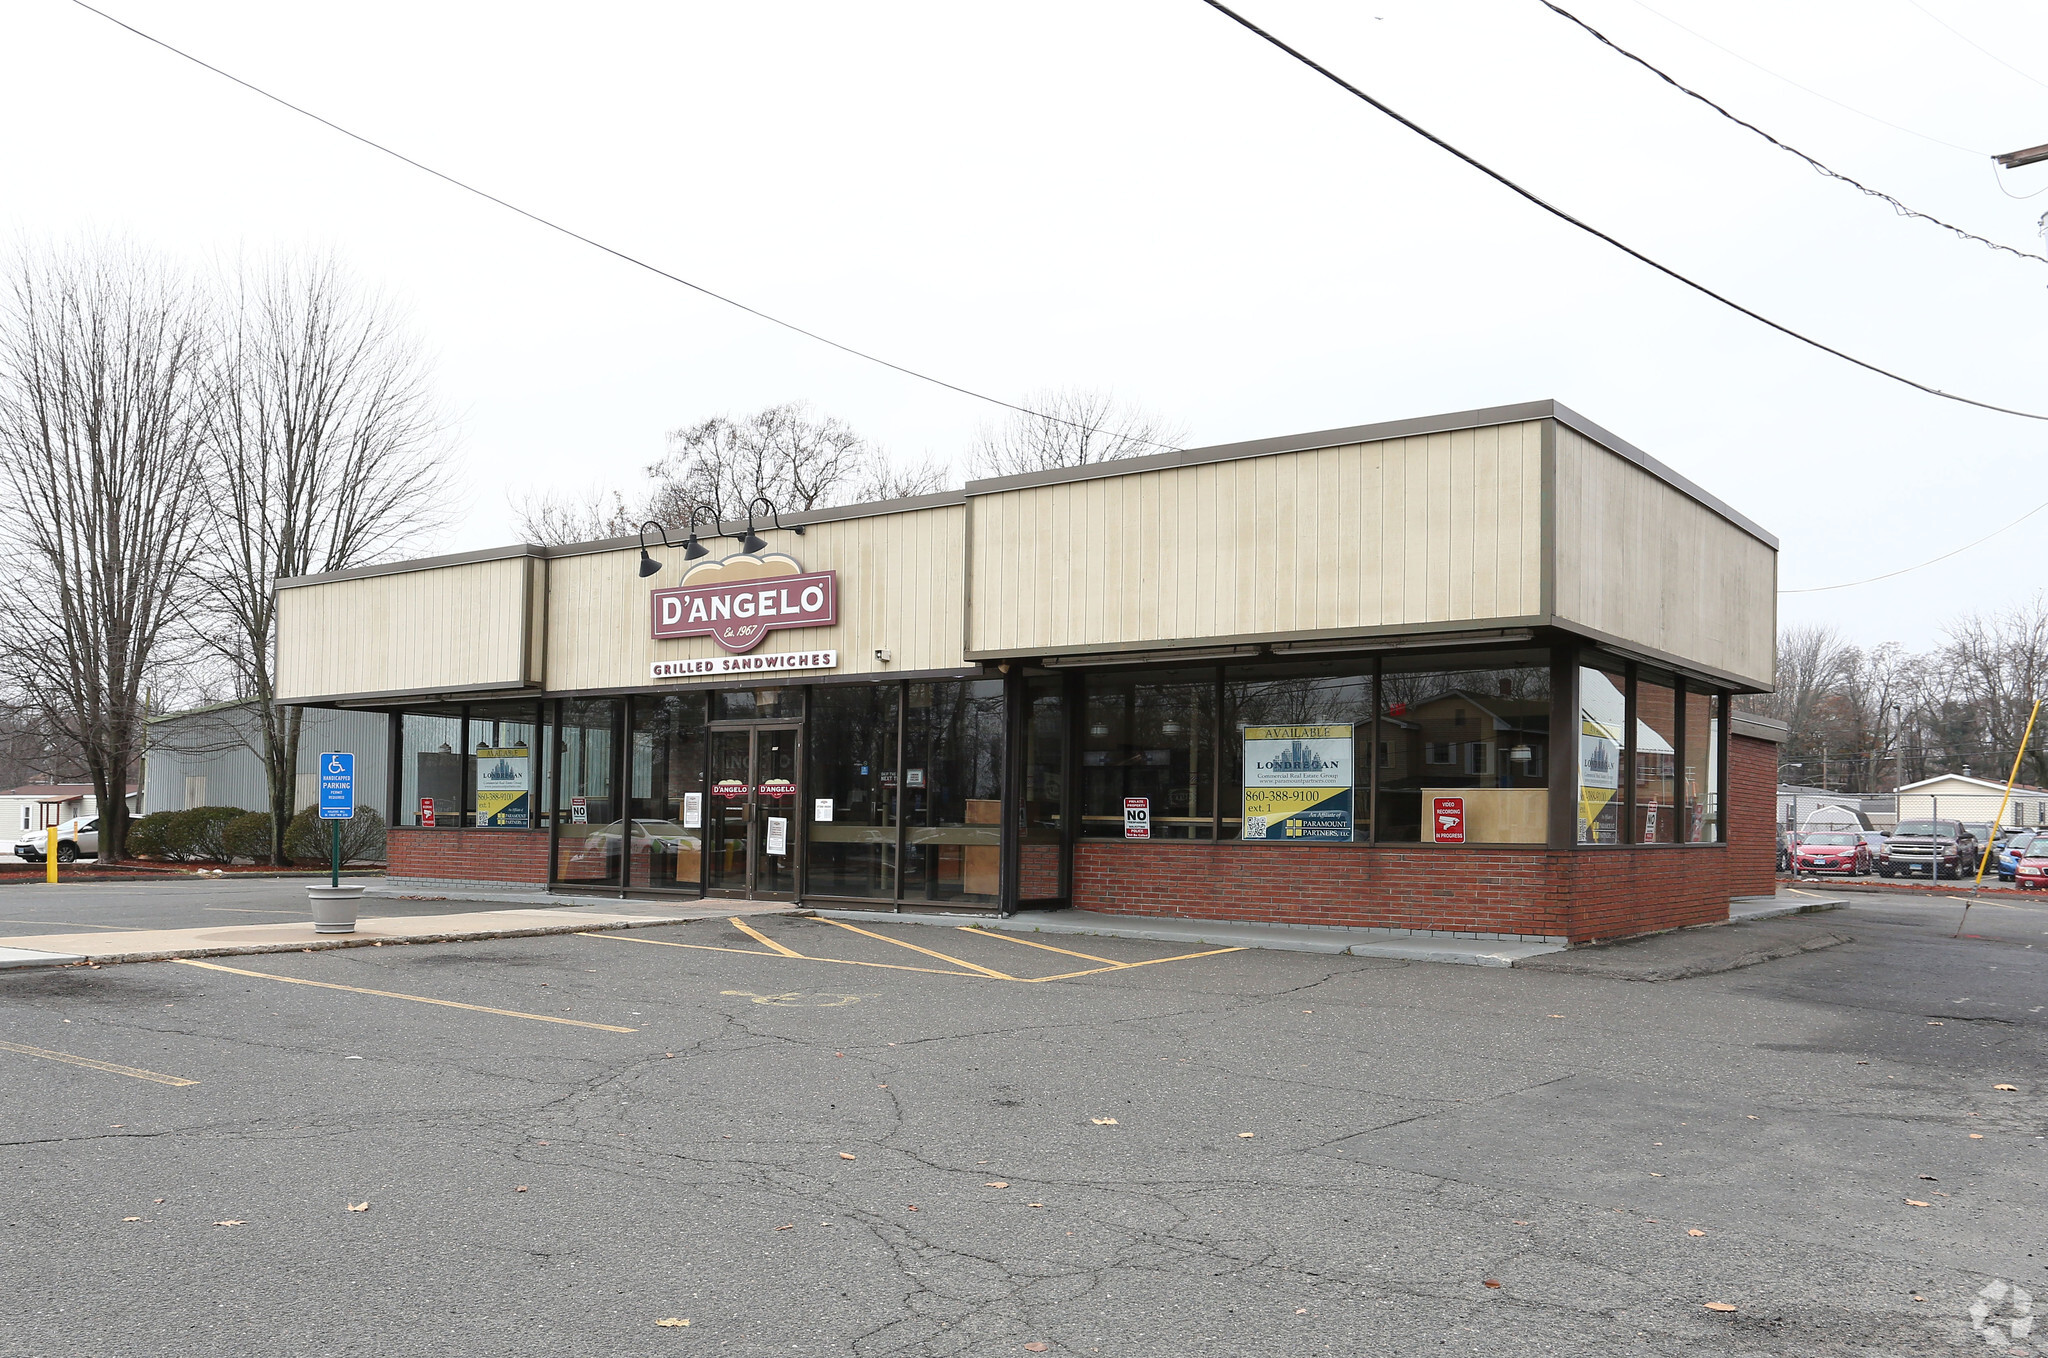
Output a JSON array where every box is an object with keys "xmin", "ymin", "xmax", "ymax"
[
  {"xmin": 1625, "ymin": 0, "xmax": 1986, "ymax": 156},
  {"xmin": 1779, "ymin": 491, "xmax": 2048, "ymax": 593},
  {"xmin": 1195, "ymin": 0, "xmax": 2048, "ymax": 423},
  {"xmin": 65, "ymin": 1, "xmax": 1185, "ymax": 454},
  {"xmin": 1539, "ymin": 0, "xmax": 2048, "ymax": 267},
  {"xmin": 1900, "ymin": 0, "xmax": 2048, "ymax": 95}
]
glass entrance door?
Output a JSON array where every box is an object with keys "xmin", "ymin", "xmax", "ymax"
[{"xmin": 705, "ymin": 726, "xmax": 800, "ymax": 898}]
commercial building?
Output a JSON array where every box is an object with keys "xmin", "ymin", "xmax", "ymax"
[
  {"xmin": 142, "ymin": 701, "xmax": 392, "ymax": 817},
  {"xmin": 275, "ymin": 400, "xmax": 1784, "ymax": 943}
]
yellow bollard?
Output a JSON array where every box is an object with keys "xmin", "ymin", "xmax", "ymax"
[{"xmin": 45, "ymin": 823, "xmax": 57, "ymax": 884}]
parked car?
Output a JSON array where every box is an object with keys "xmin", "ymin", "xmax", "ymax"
[
  {"xmin": 1961, "ymin": 823, "xmax": 1997, "ymax": 871},
  {"xmin": 13, "ymin": 817, "xmax": 99, "ymax": 864},
  {"xmin": 2017, "ymin": 839, "xmax": 2048, "ymax": 890},
  {"xmin": 1997, "ymin": 831, "xmax": 2041, "ymax": 881},
  {"xmin": 1777, "ymin": 831, "xmax": 1793, "ymax": 872},
  {"xmin": 1791, "ymin": 831, "xmax": 1870, "ymax": 876},
  {"xmin": 1881, "ymin": 819, "xmax": 1979, "ymax": 879},
  {"xmin": 1855, "ymin": 830, "xmax": 1887, "ymax": 861}
]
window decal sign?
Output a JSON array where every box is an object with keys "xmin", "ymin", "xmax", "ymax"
[
  {"xmin": 1123, "ymin": 797, "xmax": 1151, "ymax": 839},
  {"xmin": 1433, "ymin": 796, "xmax": 1466, "ymax": 844},
  {"xmin": 1241, "ymin": 724, "xmax": 1353, "ymax": 842},
  {"xmin": 650, "ymin": 551, "xmax": 836, "ymax": 654}
]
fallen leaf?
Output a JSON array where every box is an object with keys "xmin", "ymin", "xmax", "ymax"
[
  {"xmin": 775, "ymin": 1223, "xmax": 794, "ymax": 1231},
  {"xmin": 1512, "ymin": 1220, "xmax": 1531, "ymax": 1226},
  {"xmin": 515, "ymin": 1186, "xmax": 529, "ymax": 1192},
  {"xmin": 1294, "ymin": 1307, "xmax": 1307, "ymax": 1314},
  {"xmin": 664, "ymin": 1053, "xmax": 674, "ymax": 1059},
  {"xmin": 1024, "ymin": 1345, "xmax": 1050, "ymax": 1353},
  {"xmin": 153, "ymin": 1199, "xmax": 164, "ymax": 1204},
  {"xmin": 1970, "ymin": 1133, "xmax": 1985, "ymax": 1139},
  {"xmin": 1687, "ymin": 1229, "xmax": 1706, "ymax": 1237},
  {"xmin": 1482, "ymin": 1279, "xmax": 1502, "ymax": 1288},
  {"xmin": 1905, "ymin": 1199, "xmax": 1931, "ymax": 1207},
  {"xmin": 1927, "ymin": 1021, "xmax": 1944, "ymax": 1026},
  {"xmin": 1703, "ymin": 1302, "xmax": 1737, "ymax": 1312},
  {"xmin": 1028, "ymin": 1202, "xmax": 1044, "ymax": 1208},
  {"xmin": 904, "ymin": 1205, "xmax": 918, "ymax": 1212},
  {"xmin": 654, "ymin": 1317, "xmax": 690, "ymax": 1327},
  {"xmin": 1996, "ymin": 1084, "xmax": 2019, "ymax": 1091},
  {"xmin": 1548, "ymin": 1014, "xmax": 1564, "ymax": 1019},
  {"xmin": 536, "ymin": 1140, "xmax": 549, "ymax": 1146},
  {"xmin": 213, "ymin": 1220, "xmax": 245, "ymax": 1227},
  {"xmin": 1648, "ymin": 1173, "xmax": 1664, "ymax": 1178},
  {"xmin": 1745, "ymin": 1115, "xmax": 1758, "ymax": 1120},
  {"xmin": 347, "ymin": 1202, "xmax": 369, "ymax": 1212},
  {"xmin": 122, "ymin": 1216, "xmax": 141, "ymax": 1222},
  {"xmin": 1238, "ymin": 1132, "xmax": 1256, "ymax": 1139},
  {"xmin": 835, "ymin": 1052, "xmax": 845, "ymax": 1058},
  {"xmin": 839, "ymin": 1152, "xmax": 857, "ymax": 1161},
  {"xmin": 1091, "ymin": 1118, "xmax": 1118, "ymax": 1126},
  {"xmin": 985, "ymin": 1181, "xmax": 1010, "ymax": 1188}
]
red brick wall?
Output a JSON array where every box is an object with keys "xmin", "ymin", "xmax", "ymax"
[
  {"xmin": 1725, "ymin": 732, "xmax": 1778, "ymax": 898},
  {"xmin": 388, "ymin": 827, "xmax": 550, "ymax": 884}
]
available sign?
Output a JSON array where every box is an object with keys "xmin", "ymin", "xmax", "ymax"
[
  {"xmin": 650, "ymin": 650, "xmax": 837, "ymax": 680},
  {"xmin": 1241, "ymin": 724, "xmax": 1354, "ymax": 842},
  {"xmin": 651, "ymin": 570, "xmax": 836, "ymax": 653},
  {"xmin": 475, "ymin": 747, "xmax": 531, "ymax": 828}
]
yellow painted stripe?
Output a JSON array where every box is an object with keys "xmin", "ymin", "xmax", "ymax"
[
  {"xmin": 818, "ymin": 918, "xmax": 1016, "ymax": 980},
  {"xmin": 1021, "ymin": 946, "xmax": 1246, "ymax": 983},
  {"xmin": 729, "ymin": 917, "xmax": 802, "ymax": 957},
  {"xmin": 956, "ymin": 927, "xmax": 1122, "ymax": 966},
  {"xmin": 578, "ymin": 930, "xmax": 983, "ymax": 978},
  {"xmin": 172, "ymin": 958, "xmax": 637, "ymax": 1032},
  {"xmin": 0, "ymin": 1039, "xmax": 198, "ymax": 1086}
]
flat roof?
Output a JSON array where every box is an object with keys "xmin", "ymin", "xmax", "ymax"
[{"xmin": 279, "ymin": 399, "xmax": 1774, "ymax": 589}]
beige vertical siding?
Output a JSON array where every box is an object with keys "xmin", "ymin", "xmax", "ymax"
[
  {"xmin": 965, "ymin": 422, "xmax": 1546, "ymax": 655},
  {"xmin": 544, "ymin": 503, "xmax": 968, "ymax": 691},
  {"xmin": 275, "ymin": 557, "xmax": 533, "ymax": 701},
  {"xmin": 1552, "ymin": 426, "xmax": 1775, "ymax": 687}
]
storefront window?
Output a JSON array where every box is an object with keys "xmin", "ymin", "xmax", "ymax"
[
  {"xmin": 1577, "ymin": 663, "xmax": 1626, "ymax": 844},
  {"xmin": 806, "ymin": 684, "xmax": 898, "ymax": 900},
  {"xmin": 716, "ymin": 687, "xmax": 803, "ymax": 722},
  {"xmin": 1380, "ymin": 657, "xmax": 1550, "ymax": 843},
  {"xmin": 1222, "ymin": 662, "xmax": 1373, "ymax": 843},
  {"xmin": 628, "ymin": 694, "xmax": 706, "ymax": 891},
  {"xmin": 467, "ymin": 701, "xmax": 540, "ymax": 829},
  {"xmin": 1080, "ymin": 669, "xmax": 1216, "ymax": 840},
  {"xmin": 1684, "ymin": 687, "xmax": 1722, "ymax": 843},
  {"xmin": 1018, "ymin": 676, "xmax": 1066, "ymax": 898},
  {"xmin": 1635, "ymin": 673, "xmax": 1679, "ymax": 844},
  {"xmin": 902, "ymin": 680, "xmax": 1005, "ymax": 904},
  {"xmin": 553, "ymin": 698, "xmax": 620, "ymax": 886},
  {"xmin": 398, "ymin": 709, "xmax": 462, "ymax": 829}
]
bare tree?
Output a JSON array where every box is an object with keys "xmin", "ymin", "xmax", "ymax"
[
  {"xmin": 860, "ymin": 454, "xmax": 952, "ymax": 502},
  {"xmin": 195, "ymin": 254, "xmax": 451, "ymax": 863},
  {"xmin": 512, "ymin": 487, "xmax": 642, "ymax": 546},
  {"xmin": 1940, "ymin": 594, "xmax": 2048, "ymax": 790},
  {"xmin": 0, "ymin": 241, "xmax": 213, "ymax": 860},
  {"xmin": 970, "ymin": 388, "xmax": 1184, "ymax": 478}
]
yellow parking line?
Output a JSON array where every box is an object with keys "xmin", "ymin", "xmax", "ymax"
[
  {"xmin": 1021, "ymin": 946, "xmax": 1247, "ymax": 982},
  {"xmin": 0, "ymin": 1039, "xmax": 198, "ymax": 1086},
  {"xmin": 172, "ymin": 958, "xmax": 637, "ymax": 1032},
  {"xmin": 579, "ymin": 930, "xmax": 982, "ymax": 977},
  {"xmin": 817, "ymin": 918, "xmax": 1017, "ymax": 980},
  {"xmin": 957, "ymin": 927, "xmax": 1122, "ymax": 965},
  {"xmin": 730, "ymin": 917, "xmax": 803, "ymax": 957}
]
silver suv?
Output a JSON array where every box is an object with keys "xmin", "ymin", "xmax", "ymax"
[{"xmin": 13, "ymin": 817, "xmax": 99, "ymax": 863}]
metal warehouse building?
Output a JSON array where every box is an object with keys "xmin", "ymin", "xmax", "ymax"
[{"xmin": 273, "ymin": 400, "xmax": 1786, "ymax": 944}]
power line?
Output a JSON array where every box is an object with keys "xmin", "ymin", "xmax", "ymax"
[
  {"xmin": 1539, "ymin": 0, "xmax": 2047, "ymax": 267},
  {"xmin": 1900, "ymin": 0, "xmax": 2048, "ymax": 95},
  {"xmin": 65, "ymin": 1, "xmax": 1184, "ymax": 454},
  {"xmin": 1625, "ymin": 0, "xmax": 1987, "ymax": 156},
  {"xmin": 1195, "ymin": 0, "xmax": 2048, "ymax": 423},
  {"xmin": 1780, "ymin": 489, "xmax": 2048, "ymax": 592}
]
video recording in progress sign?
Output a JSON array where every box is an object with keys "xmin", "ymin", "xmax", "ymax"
[{"xmin": 1241, "ymin": 725, "xmax": 1353, "ymax": 841}]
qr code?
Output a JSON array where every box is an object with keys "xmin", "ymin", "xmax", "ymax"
[{"xmin": 1244, "ymin": 816, "xmax": 1268, "ymax": 840}]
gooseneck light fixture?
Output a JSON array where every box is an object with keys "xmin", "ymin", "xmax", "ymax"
[
  {"xmin": 735, "ymin": 496, "xmax": 807, "ymax": 555},
  {"xmin": 637, "ymin": 518, "xmax": 711, "ymax": 579}
]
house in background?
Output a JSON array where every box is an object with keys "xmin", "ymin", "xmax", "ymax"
[
  {"xmin": 0, "ymin": 781, "xmax": 139, "ymax": 837},
  {"xmin": 143, "ymin": 701, "xmax": 391, "ymax": 818},
  {"xmin": 1894, "ymin": 774, "xmax": 2048, "ymax": 829}
]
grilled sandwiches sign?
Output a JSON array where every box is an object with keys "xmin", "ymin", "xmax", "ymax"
[{"xmin": 650, "ymin": 556, "xmax": 837, "ymax": 654}]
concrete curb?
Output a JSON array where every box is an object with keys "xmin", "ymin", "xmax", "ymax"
[{"xmin": 0, "ymin": 906, "xmax": 797, "ymax": 970}]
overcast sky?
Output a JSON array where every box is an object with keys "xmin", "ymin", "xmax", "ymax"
[{"xmin": 8, "ymin": 0, "xmax": 2048, "ymax": 652}]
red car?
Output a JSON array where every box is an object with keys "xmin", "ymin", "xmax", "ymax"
[{"xmin": 1792, "ymin": 831, "xmax": 1870, "ymax": 876}]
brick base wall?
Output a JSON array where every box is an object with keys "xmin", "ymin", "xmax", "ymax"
[{"xmin": 388, "ymin": 827, "xmax": 551, "ymax": 885}]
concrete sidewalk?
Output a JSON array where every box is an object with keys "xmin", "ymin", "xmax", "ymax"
[{"xmin": 0, "ymin": 900, "xmax": 795, "ymax": 969}]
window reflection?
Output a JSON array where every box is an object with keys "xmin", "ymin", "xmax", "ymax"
[
  {"xmin": 1080, "ymin": 669, "xmax": 1216, "ymax": 840},
  {"xmin": 806, "ymin": 685, "xmax": 899, "ymax": 900},
  {"xmin": 628, "ymin": 694, "xmax": 706, "ymax": 890},
  {"xmin": 1683, "ymin": 688, "xmax": 1721, "ymax": 843},
  {"xmin": 903, "ymin": 680, "xmax": 1005, "ymax": 904},
  {"xmin": 1380, "ymin": 659, "xmax": 1550, "ymax": 843},
  {"xmin": 554, "ymin": 699, "xmax": 620, "ymax": 885},
  {"xmin": 1635, "ymin": 674, "xmax": 1679, "ymax": 844},
  {"xmin": 1578, "ymin": 665, "xmax": 1625, "ymax": 844},
  {"xmin": 1222, "ymin": 664, "xmax": 1372, "ymax": 842}
]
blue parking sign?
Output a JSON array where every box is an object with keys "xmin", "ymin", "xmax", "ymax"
[{"xmin": 319, "ymin": 752, "xmax": 355, "ymax": 820}]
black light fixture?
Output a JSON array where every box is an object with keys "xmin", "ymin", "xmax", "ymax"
[
  {"xmin": 639, "ymin": 517, "xmax": 711, "ymax": 577},
  {"xmin": 735, "ymin": 496, "xmax": 806, "ymax": 555}
]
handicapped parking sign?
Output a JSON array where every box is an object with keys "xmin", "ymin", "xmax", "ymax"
[{"xmin": 319, "ymin": 752, "xmax": 355, "ymax": 820}]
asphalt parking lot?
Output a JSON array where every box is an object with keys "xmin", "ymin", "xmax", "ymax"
[
  {"xmin": 0, "ymin": 878, "xmax": 578, "ymax": 937},
  {"xmin": 2, "ymin": 890, "xmax": 2043, "ymax": 1357}
]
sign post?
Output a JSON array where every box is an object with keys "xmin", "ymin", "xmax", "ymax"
[
  {"xmin": 45, "ymin": 822, "xmax": 56, "ymax": 885},
  {"xmin": 318, "ymin": 753, "xmax": 356, "ymax": 889}
]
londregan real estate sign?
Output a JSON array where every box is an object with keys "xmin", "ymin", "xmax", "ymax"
[{"xmin": 1240, "ymin": 724, "xmax": 1354, "ymax": 842}]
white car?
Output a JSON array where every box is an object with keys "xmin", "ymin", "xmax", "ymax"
[{"xmin": 14, "ymin": 817, "xmax": 99, "ymax": 863}]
